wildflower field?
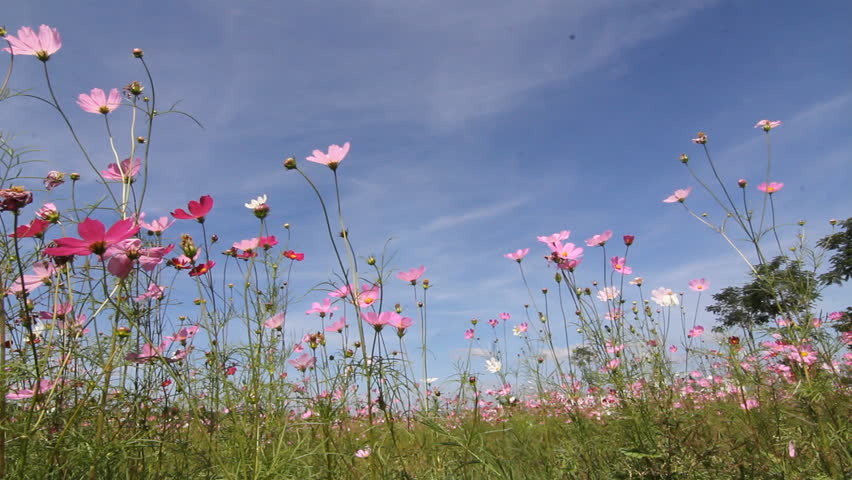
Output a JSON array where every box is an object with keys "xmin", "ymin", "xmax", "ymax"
[{"xmin": 1, "ymin": 20, "xmax": 851, "ymax": 480}]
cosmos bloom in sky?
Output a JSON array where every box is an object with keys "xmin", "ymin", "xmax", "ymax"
[
  {"xmin": 3, "ymin": 25, "xmax": 62, "ymax": 61},
  {"xmin": 78, "ymin": 88, "xmax": 121, "ymax": 114}
]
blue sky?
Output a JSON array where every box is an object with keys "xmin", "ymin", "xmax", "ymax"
[{"xmin": 3, "ymin": 0, "xmax": 851, "ymax": 383}]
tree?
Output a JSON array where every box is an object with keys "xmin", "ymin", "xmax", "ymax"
[
  {"xmin": 706, "ymin": 256, "xmax": 820, "ymax": 331},
  {"xmin": 817, "ymin": 217, "xmax": 852, "ymax": 286}
]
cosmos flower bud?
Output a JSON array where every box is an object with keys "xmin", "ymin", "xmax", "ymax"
[
  {"xmin": 115, "ymin": 326, "xmax": 132, "ymax": 338},
  {"xmin": 366, "ymin": 256, "xmax": 376, "ymax": 266},
  {"xmin": 470, "ymin": 318, "xmax": 478, "ymax": 326},
  {"xmin": 679, "ymin": 153, "xmax": 689, "ymax": 164},
  {"xmin": 623, "ymin": 234, "xmax": 635, "ymax": 246},
  {"xmin": 797, "ymin": 220, "xmax": 805, "ymax": 226},
  {"xmin": 829, "ymin": 219, "xmax": 837, "ymax": 226},
  {"xmin": 132, "ymin": 48, "xmax": 143, "ymax": 58},
  {"xmin": 422, "ymin": 279, "xmax": 430, "ymax": 289},
  {"xmin": 692, "ymin": 132, "xmax": 708, "ymax": 144},
  {"xmin": 468, "ymin": 376, "xmax": 476, "ymax": 385},
  {"xmin": 124, "ymin": 81, "xmax": 144, "ymax": 97},
  {"xmin": 283, "ymin": 156, "xmax": 297, "ymax": 170},
  {"xmin": 737, "ymin": 179, "xmax": 747, "ymax": 188},
  {"xmin": 181, "ymin": 234, "xmax": 198, "ymax": 258},
  {"xmin": 395, "ymin": 303, "xmax": 402, "ymax": 314},
  {"xmin": 554, "ymin": 272, "xmax": 562, "ymax": 283},
  {"xmin": 70, "ymin": 172, "xmax": 81, "ymax": 181},
  {"xmin": 137, "ymin": 136, "xmax": 146, "ymax": 143},
  {"xmin": 0, "ymin": 27, "xmax": 6, "ymax": 37}
]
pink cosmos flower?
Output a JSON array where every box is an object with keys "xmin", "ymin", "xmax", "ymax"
[
  {"xmin": 757, "ymin": 182, "xmax": 784, "ymax": 194},
  {"xmin": 6, "ymin": 379, "xmax": 57, "ymax": 400},
  {"xmin": 361, "ymin": 311, "xmax": 394, "ymax": 331},
  {"xmin": 306, "ymin": 142, "xmax": 351, "ymax": 170},
  {"xmin": 36, "ymin": 202, "xmax": 60, "ymax": 223},
  {"xmin": 258, "ymin": 236, "xmax": 278, "ymax": 249},
  {"xmin": 9, "ymin": 219, "xmax": 50, "ymax": 238},
  {"xmin": 464, "ymin": 328, "xmax": 475, "ymax": 340},
  {"xmin": 166, "ymin": 326, "xmax": 200, "ymax": 343},
  {"xmin": 669, "ymin": 345, "xmax": 678, "ymax": 353},
  {"xmin": 754, "ymin": 120, "xmax": 782, "ymax": 131},
  {"xmin": 78, "ymin": 88, "xmax": 122, "ymax": 115},
  {"xmin": 488, "ymin": 319, "xmax": 499, "ymax": 328},
  {"xmin": 499, "ymin": 312, "xmax": 511, "ymax": 321},
  {"xmin": 105, "ymin": 239, "xmax": 174, "ymax": 278},
  {"xmin": 126, "ymin": 339, "xmax": 172, "ymax": 363},
  {"xmin": 306, "ymin": 298, "xmax": 338, "ymax": 318},
  {"xmin": 687, "ymin": 325, "xmax": 705, "ymax": 338},
  {"xmin": 188, "ymin": 261, "xmax": 215, "ymax": 277},
  {"xmin": 324, "ymin": 317, "xmax": 347, "ymax": 333},
  {"xmin": 387, "ymin": 313, "xmax": 413, "ymax": 334},
  {"xmin": 264, "ymin": 313, "xmax": 286, "ymax": 329},
  {"xmin": 688, "ymin": 278, "xmax": 710, "ymax": 292},
  {"xmin": 134, "ymin": 282, "xmax": 166, "ymax": 302},
  {"xmin": 585, "ymin": 230, "xmax": 613, "ymax": 247},
  {"xmin": 787, "ymin": 441, "xmax": 796, "ymax": 458},
  {"xmin": 7, "ymin": 262, "xmax": 56, "ymax": 295},
  {"xmin": 3, "ymin": 25, "xmax": 62, "ymax": 61},
  {"xmin": 283, "ymin": 250, "xmax": 305, "ymax": 261},
  {"xmin": 140, "ymin": 215, "xmax": 175, "ymax": 234},
  {"xmin": 329, "ymin": 284, "xmax": 353, "ymax": 298},
  {"xmin": 610, "ymin": 256, "xmax": 632, "ymax": 275},
  {"xmin": 45, "ymin": 217, "xmax": 140, "ymax": 258},
  {"xmin": 551, "ymin": 241, "xmax": 583, "ymax": 262},
  {"xmin": 740, "ymin": 398, "xmax": 759, "ymax": 410},
  {"xmin": 44, "ymin": 172, "xmax": 65, "ymax": 191},
  {"xmin": 289, "ymin": 353, "xmax": 316, "ymax": 372},
  {"xmin": 233, "ymin": 237, "xmax": 260, "ymax": 252},
  {"xmin": 504, "ymin": 248, "xmax": 529, "ymax": 262},
  {"xmin": 663, "ymin": 187, "xmax": 692, "ymax": 203},
  {"xmin": 354, "ymin": 447, "xmax": 372, "ymax": 458},
  {"xmin": 397, "ymin": 265, "xmax": 426, "ymax": 284},
  {"xmin": 537, "ymin": 230, "xmax": 570, "ymax": 248},
  {"xmin": 357, "ymin": 285, "xmax": 380, "ymax": 307},
  {"xmin": 171, "ymin": 195, "xmax": 214, "ymax": 223}
]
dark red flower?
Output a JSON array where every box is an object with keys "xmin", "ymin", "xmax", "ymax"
[
  {"xmin": 283, "ymin": 250, "xmax": 304, "ymax": 261},
  {"xmin": 188, "ymin": 260, "xmax": 215, "ymax": 277}
]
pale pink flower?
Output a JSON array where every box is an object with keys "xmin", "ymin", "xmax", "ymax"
[
  {"xmin": 6, "ymin": 261, "xmax": 56, "ymax": 295},
  {"xmin": 101, "ymin": 158, "xmax": 141, "ymax": 182},
  {"xmin": 651, "ymin": 287, "xmax": 679, "ymax": 307},
  {"xmin": 669, "ymin": 345, "xmax": 678, "ymax": 353},
  {"xmin": 355, "ymin": 447, "xmax": 372, "ymax": 458},
  {"xmin": 787, "ymin": 441, "xmax": 796, "ymax": 458},
  {"xmin": 306, "ymin": 298, "xmax": 338, "ymax": 318},
  {"xmin": 387, "ymin": 313, "xmax": 413, "ymax": 334},
  {"xmin": 264, "ymin": 313, "xmax": 285, "ymax": 329},
  {"xmin": 551, "ymin": 241, "xmax": 583, "ymax": 262},
  {"xmin": 754, "ymin": 120, "xmax": 782, "ymax": 131},
  {"xmin": 361, "ymin": 311, "xmax": 393, "ymax": 331},
  {"xmin": 397, "ymin": 265, "xmax": 426, "ymax": 284},
  {"xmin": 585, "ymin": 230, "xmax": 613, "ymax": 247},
  {"xmin": 499, "ymin": 312, "xmax": 511, "ymax": 321},
  {"xmin": 464, "ymin": 328, "xmax": 475, "ymax": 340},
  {"xmin": 688, "ymin": 278, "xmax": 710, "ymax": 292},
  {"xmin": 105, "ymin": 239, "xmax": 174, "ymax": 278},
  {"xmin": 537, "ymin": 230, "xmax": 570, "ymax": 248},
  {"xmin": 740, "ymin": 397, "xmax": 759, "ymax": 410},
  {"xmin": 139, "ymin": 215, "xmax": 175, "ymax": 234},
  {"xmin": 504, "ymin": 248, "xmax": 529, "ymax": 262},
  {"xmin": 757, "ymin": 182, "xmax": 784, "ymax": 194},
  {"xmin": 512, "ymin": 322, "xmax": 528, "ymax": 336},
  {"xmin": 166, "ymin": 326, "xmax": 200, "ymax": 343},
  {"xmin": 134, "ymin": 282, "xmax": 165, "ymax": 302},
  {"xmin": 36, "ymin": 203, "xmax": 60, "ymax": 223},
  {"xmin": 43, "ymin": 172, "xmax": 65, "ymax": 191},
  {"xmin": 597, "ymin": 287, "xmax": 620, "ymax": 302},
  {"xmin": 3, "ymin": 25, "xmax": 62, "ymax": 61},
  {"xmin": 687, "ymin": 325, "xmax": 705, "ymax": 338},
  {"xmin": 610, "ymin": 256, "xmax": 632, "ymax": 275},
  {"xmin": 77, "ymin": 88, "xmax": 122, "ymax": 114},
  {"xmin": 126, "ymin": 339, "xmax": 172, "ymax": 363},
  {"xmin": 289, "ymin": 353, "xmax": 316, "ymax": 372},
  {"xmin": 357, "ymin": 285, "xmax": 381, "ymax": 308},
  {"xmin": 6, "ymin": 379, "xmax": 57, "ymax": 400},
  {"xmin": 663, "ymin": 187, "xmax": 692, "ymax": 203},
  {"xmin": 324, "ymin": 317, "xmax": 347, "ymax": 333},
  {"xmin": 306, "ymin": 142, "xmax": 350, "ymax": 170}
]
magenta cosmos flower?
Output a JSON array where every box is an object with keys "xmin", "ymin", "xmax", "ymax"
[
  {"xmin": 537, "ymin": 230, "xmax": 570, "ymax": 248},
  {"xmin": 397, "ymin": 265, "xmax": 426, "ymax": 284},
  {"xmin": 306, "ymin": 142, "xmax": 351, "ymax": 170},
  {"xmin": 171, "ymin": 195, "xmax": 214, "ymax": 223},
  {"xmin": 504, "ymin": 248, "xmax": 529, "ymax": 262},
  {"xmin": 306, "ymin": 298, "xmax": 338, "ymax": 318},
  {"xmin": 663, "ymin": 187, "xmax": 692, "ymax": 203},
  {"xmin": 361, "ymin": 311, "xmax": 397, "ymax": 331},
  {"xmin": 78, "ymin": 88, "xmax": 122, "ymax": 115},
  {"xmin": 101, "ymin": 158, "xmax": 141, "ymax": 182},
  {"xmin": 3, "ymin": 25, "xmax": 62, "ymax": 61},
  {"xmin": 757, "ymin": 182, "xmax": 784, "ymax": 194},
  {"xmin": 45, "ymin": 218, "xmax": 140, "ymax": 259},
  {"xmin": 610, "ymin": 256, "xmax": 632, "ymax": 275}
]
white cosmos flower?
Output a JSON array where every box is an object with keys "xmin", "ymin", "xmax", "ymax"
[
  {"xmin": 596, "ymin": 287, "xmax": 620, "ymax": 302},
  {"xmin": 650, "ymin": 287, "xmax": 680, "ymax": 307},
  {"xmin": 485, "ymin": 357, "xmax": 502, "ymax": 373},
  {"xmin": 421, "ymin": 377, "xmax": 438, "ymax": 384},
  {"xmin": 244, "ymin": 194, "xmax": 267, "ymax": 209}
]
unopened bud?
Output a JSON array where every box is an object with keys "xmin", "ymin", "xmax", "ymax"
[
  {"xmin": 797, "ymin": 220, "xmax": 805, "ymax": 226},
  {"xmin": 137, "ymin": 136, "xmax": 146, "ymax": 143},
  {"xmin": 132, "ymin": 48, "xmax": 144, "ymax": 58},
  {"xmin": 366, "ymin": 256, "xmax": 376, "ymax": 266},
  {"xmin": 829, "ymin": 218, "xmax": 837, "ymax": 226},
  {"xmin": 115, "ymin": 326, "xmax": 132, "ymax": 338},
  {"xmin": 554, "ymin": 272, "xmax": 562, "ymax": 283},
  {"xmin": 623, "ymin": 234, "xmax": 635, "ymax": 246},
  {"xmin": 70, "ymin": 172, "xmax": 81, "ymax": 181},
  {"xmin": 679, "ymin": 153, "xmax": 689, "ymax": 164},
  {"xmin": 395, "ymin": 303, "xmax": 402, "ymax": 314},
  {"xmin": 738, "ymin": 179, "xmax": 747, "ymax": 188},
  {"xmin": 283, "ymin": 157, "xmax": 297, "ymax": 170}
]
